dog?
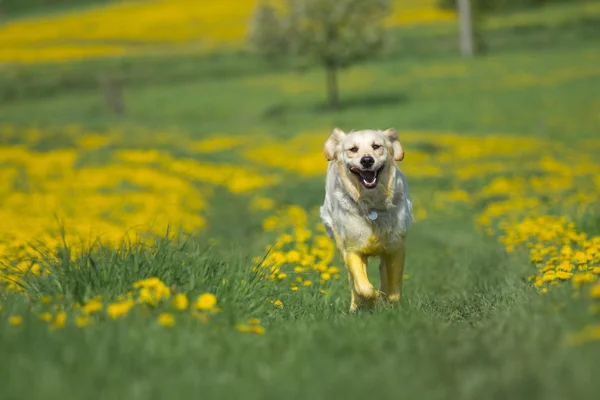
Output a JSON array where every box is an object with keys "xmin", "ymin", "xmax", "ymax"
[{"xmin": 320, "ymin": 127, "xmax": 413, "ymax": 312}]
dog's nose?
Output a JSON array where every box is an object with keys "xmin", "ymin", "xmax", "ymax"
[{"xmin": 360, "ymin": 156, "xmax": 375, "ymax": 168}]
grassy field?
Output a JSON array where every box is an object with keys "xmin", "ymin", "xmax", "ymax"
[{"xmin": 1, "ymin": 1, "xmax": 600, "ymax": 399}]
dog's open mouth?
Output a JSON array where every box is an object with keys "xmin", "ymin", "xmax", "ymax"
[{"xmin": 350, "ymin": 166, "xmax": 384, "ymax": 189}]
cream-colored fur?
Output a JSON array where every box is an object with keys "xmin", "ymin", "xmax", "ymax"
[{"xmin": 320, "ymin": 128, "xmax": 413, "ymax": 312}]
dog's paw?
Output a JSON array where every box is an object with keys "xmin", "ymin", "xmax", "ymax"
[
  {"xmin": 354, "ymin": 283, "xmax": 380, "ymax": 302},
  {"xmin": 386, "ymin": 293, "xmax": 401, "ymax": 304}
]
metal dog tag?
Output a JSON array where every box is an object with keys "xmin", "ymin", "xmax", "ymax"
[{"xmin": 368, "ymin": 211, "xmax": 378, "ymax": 221}]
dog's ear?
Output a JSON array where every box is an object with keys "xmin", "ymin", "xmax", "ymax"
[
  {"xmin": 324, "ymin": 127, "xmax": 345, "ymax": 161},
  {"xmin": 383, "ymin": 128, "xmax": 404, "ymax": 161}
]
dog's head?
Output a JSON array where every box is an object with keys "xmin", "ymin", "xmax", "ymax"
[{"xmin": 323, "ymin": 128, "xmax": 404, "ymax": 190}]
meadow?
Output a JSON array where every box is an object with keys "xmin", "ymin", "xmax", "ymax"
[{"xmin": 1, "ymin": 1, "xmax": 600, "ymax": 399}]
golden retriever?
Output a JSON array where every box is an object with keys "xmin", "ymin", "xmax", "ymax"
[{"xmin": 320, "ymin": 128, "xmax": 413, "ymax": 312}]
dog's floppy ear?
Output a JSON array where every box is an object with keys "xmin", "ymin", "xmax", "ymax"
[
  {"xmin": 383, "ymin": 128, "xmax": 404, "ymax": 161},
  {"xmin": 323, "ymin": 127, "xmax": 345, "ymax": 161}
]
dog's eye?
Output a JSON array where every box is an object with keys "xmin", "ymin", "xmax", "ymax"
[
  {"xmin": 349, "ymin": 147, "xmax": 359, "ymax": 153},
  {"xmin": 372, "ymin": 144, "xmax": 381, "ymax": 150}
]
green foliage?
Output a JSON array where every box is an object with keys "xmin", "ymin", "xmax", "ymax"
[
  {"xmin": 438, "ymin": 0, "xmax": 588, "ymax": 13},
  {"xmin": 249, "ymin": 0, "xmax": 392, "ymax": 67},
  {"xmin": 0, "ymin": 0, "xmax": 109, "ymax": 16},
  {"xmin": 248, "ymin": 0, "xmax": 393, "ymax": 108}
]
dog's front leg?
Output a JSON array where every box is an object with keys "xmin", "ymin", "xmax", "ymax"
[
  {"xmin": 380, "ymin": 242, "xmax": 406, "ymax": 304},
  {"xmin": 344, "ymin": 252, "xmax": 379, "ymax": 311}
]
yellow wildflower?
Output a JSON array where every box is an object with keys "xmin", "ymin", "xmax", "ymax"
[
  {"xmin": 272, "ymin": 299, "xmax": 284, "ymax": 309},
  {"xmin": 107, "ymin": 299, "xmax": 135, "ymax": 319},
  {"xmin": 9, "ymin": 315, "xmax": 22, "ymax": 326},
  {"xmin": 195, "ymin": 293, "xmax": 217, "ymax": 311},
  {"xmin": 237, "ymin": 324, "xmax": 265, "ymax": 335},
  {"xmin": 39, "ymin": 312, "xmax": 53, "ymax": 322},
  {"xmin": 591, "ymin": 283, "xmax": 600, "ymax": 298},
  {"xmin": 157, "ymin": 313, "xmax": 175, "ymax": 327},
  {"xmin": 82, "ymin": 299, "xmax": 103, "ymax": 314},
  {"xmin": 75, "ymin": 316, "xmax": 91, "ymax": 327},
  {"xmin": 51, "ymin": 312, "xmax": 67, "ymax": 329},
  {"xmin": 172, "ymin": 293, "xmax": 189, "ymax": 311}
]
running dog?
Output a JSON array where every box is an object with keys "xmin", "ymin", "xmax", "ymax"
[{"xmin": 320, "ymin": 127, "xmax": 413, "ymax": 312}]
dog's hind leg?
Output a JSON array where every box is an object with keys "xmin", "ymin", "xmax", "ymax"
[
  {"xmin": 381, "ymin": 241, "xmax": 406, "ymax": 304},
  {"xmin": 344, "ymin": 252, "xmax": 379, "ymax": 311}
]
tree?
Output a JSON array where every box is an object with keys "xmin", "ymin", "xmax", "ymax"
[
  {"xmin": 248, "ymin": 0, "xmax": 393, "ymax": 110},
  {"xmin": 457, "ymin": 0, "xmax": 475, "ymax": 57}
]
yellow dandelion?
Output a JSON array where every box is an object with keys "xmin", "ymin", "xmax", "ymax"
[
  {"xmin": 9, "ymin": 315, "xmax": 22, "ymax": 326},
  {"xmin": 277, "ymin": 272, "xmax": 288, "ymax": 280},
  {"xmin": 75, "ymin": 316, "xmax": 91, "ymax": 327},
  {"xmin": 248, "ymin": 318, "xmax": 261, "ymax": 325},
  {"xmin": 195, "ymin": 293, "xmax": 217, "ymax": 310},
  {"xmin": 591, "ymin": 283, "xmax": 600, "ymax": 298},
  {"xmin": 541, "ymin": 288, "xmax": 548, "ymax": 294},
  {"xmin": 157, "ymin": 313, "xmax": 175, "ymax": 327},
  {"xmin": 172, "ymin": 293, "xmax": 189, "ymax": 311},
  {"xmin": 303, "ymin": 280, "xmax": 312, "ymax": 286},
  {"xmin": 251, "ymin": 325, "xmax": 265, "ymax": 335},
  {"xmin": 82, "ymin": 299, "xmax": 103, "ymax": 314},
  {"xmin": 51, "ymin": 312, "xmax": 67, "ymax": 329},
  {"xmin": 321, "ymin": 272, "xmax": 331, "ymax": 281},
  {"xmin": 273, "ymin": 299, "xmax": 284, "ymax": 309},
  {"xmin": 39, "ymin": 312, "xmax": 53, "ymax": 322},
  {"xmin": 107, "ymin": 299, "xmax": 135, "ymax": 319}
]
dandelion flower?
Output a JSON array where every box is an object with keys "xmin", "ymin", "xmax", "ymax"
[
  {"xmin": 9, "ymin": 315, "xmax": 22, "ymax": 326},
  {"xmin": 172, "ymin": 293, "xmax": 189, "ymax": 311},
  {"xmin": 107, "ymin": 299, "xmax": 135, "ymax": 319},
  {"xmin": 591, "ymin": 283, "xmax": 600, "ymax": 298},
  {"xmin": 39, "ymin": 312, "xmax": 53, "ymax": 322},
  {"xmin": 75, "ymin": 316, "xmax": 91, "ymax": 327},
  {"xmin": 273, "ymin": 299, "xmax": 283, "ymax": 309},
  {"xmin": 82, "ymin": 299, "xmax": 103, "ymax": 314},
  {"xmin": 157, "ymin": 313, "xmax": 175, "ymax": 327},
  {"xmin": 51, "ymin": 312, "xmax": 67, "ymax": 329},
  {"xmin": 195, "ymin": 293, "xmax": 217, "ymax": 310}
]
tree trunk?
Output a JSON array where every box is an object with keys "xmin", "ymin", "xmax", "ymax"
[
  {"xmin": 325, "ymin": 64, "xmax": 339, "ymax": 110},
  {"xmin": 457, "ymin": 0, "xmax": 475, "ymax": 57},
  {"xmin": 99, "ymin": 74, "xmax": 126, "ymax": 116}
]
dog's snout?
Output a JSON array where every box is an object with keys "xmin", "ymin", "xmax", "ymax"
[{"xmin": 360, "ymin": 156, "xmax": 375, "ymax": 168}]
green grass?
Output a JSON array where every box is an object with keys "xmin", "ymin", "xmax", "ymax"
[
  {"xmin": 1, "ymin": 3, "xmax": 600, "ymax": 399},
  {"xmin": 1, "ymin": 217, "xmax": 598, "ymax": 399}
]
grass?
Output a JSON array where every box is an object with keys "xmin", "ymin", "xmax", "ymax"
[
  {"xmin": 1, "ymin": 1, "xmax": 600, "ymax": 399},
  {"xmin": 1, "ymin": 218, "xmax": 597, "ymax": 399}
]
